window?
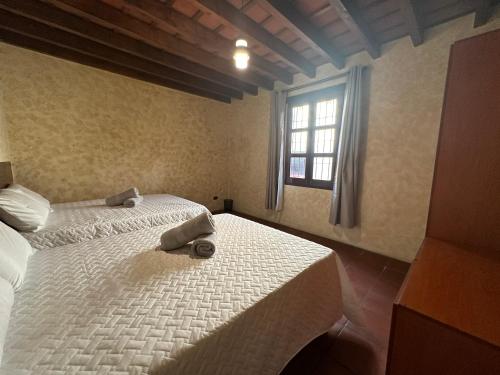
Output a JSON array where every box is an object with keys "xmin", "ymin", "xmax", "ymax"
[{"xmin": 285, "ymin": 85, "xmax": 345, "ymax": 189}]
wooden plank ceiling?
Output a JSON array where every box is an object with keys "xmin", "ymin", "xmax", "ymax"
[{"xmin": 0, "ymin": 0, "xmax": 497, "ymax": 103}]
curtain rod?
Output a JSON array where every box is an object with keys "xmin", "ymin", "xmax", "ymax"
[
  {"xmin": 282, "ymin": 66, "xmax": 368, "ymax": 93},
  {"xmin": 283, "ymin": 71, "xmax": 349, "ymax": 93}
]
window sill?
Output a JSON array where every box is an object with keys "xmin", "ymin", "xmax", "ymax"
[{"xmin": 285, "ymin": 182, "xmax": 333, "ymax": 191}]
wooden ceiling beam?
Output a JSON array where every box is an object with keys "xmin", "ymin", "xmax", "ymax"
[
  {"xmin": 0, "ymin": 10, "xmax": 243, "ymax": 99},
  {"xmin": 258, "ymin": 0, "xmax": 345, "ymax": 69},
  {"xmin": 400, "ymin": 0, "xmax": 423, "ymax": 46},
  {"xmin": 122, "ymin": 0, "xmax": 223, "ymax": 48},
  {"xmin": 242, "ymin": 0, "xmax": 260, "ymax": 12},
  {"xmin": 121, "ymin": 0, "xmax": 292, "ymax": 84},
  {"xmin": 0, "ymin": 0, "xmax": 258, "ymax": 95},
  {"xmin": 193, "ymin": 0, "xmax": 317, "ymax": 78},
  {"xmin": 0, "ymin": 29, "xmax": 231, "ymax": 103},
  {"xmin": 192, "ymin": 10, "xmax": 203, "ymax": 21},
  {"xmin": 474, "ymin": 0, "xmax": 493, "ymax": 27},
  {"xmin": 311, "ymin": 5, "xmax": 331, "ymax": 19},
  {"xmin": 45, "ymin": 0, "xmax": 274, "ymax": 90},
  {"xmin": 249, "ymin": 52, "xmax": 293, "ymax": 85},
  {"xmin": 327, "ymin": 0, "xmax": 380, "ymax": 58}
]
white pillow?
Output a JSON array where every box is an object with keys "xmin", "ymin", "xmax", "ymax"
[
  {"xmin": 0, "ymin": 221, "xmax": 33, "ymax": 290},
  {"xmin": 6, "ymin": 184, "xmax": 50, "ymax": 209},
  {"xmin": 0, "ymin": 189, "xmax": 50, "ymax": 232},
  {"xmin": 0, "ymin": 277, "xmax": 14, "ymax": 365}
]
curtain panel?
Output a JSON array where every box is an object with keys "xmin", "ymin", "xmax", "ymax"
[
  {"xmin": 329, "ymin": 66, "xmax": 364, "ymax": 228},
  {"xmin": 265, "ymin": 90, "xmax": 287, "ymax": 211}
]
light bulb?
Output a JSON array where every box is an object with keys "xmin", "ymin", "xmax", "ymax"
[{"xmin": 233, "ymin": 39, "xmax": 249, "ymax": 70}]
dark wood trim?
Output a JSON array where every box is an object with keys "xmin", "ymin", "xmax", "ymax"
[
  {"xmin": 474, "ymin": 0, "xmax": 493, "ymax": 27},
  {"xmin": 120, "ymin": 0, "xmax": 292, "ymax": 85},
  {"xmin": 0, "ymin": 10, "xmax": 243, "ymax": 99},
  {"xmin": 258, "ymin": 0, "xmax": 346, "ymax": 69},
  {"xmin": 285, "ymin": 85, "xmax": 345, "ymax": 190},
  {"xmin": 400, "ymin": 0, "xmax": 424, "ymax": 46},
  {"xmin": 194, "ymin": 0, "xmax": 317, "ymax": 78},
  {"xmin": 0, "ymin": 0, "xmax": 257, "ymax": 95},
  {"xmin": 45, "ymin": 0, "xmax": 273, "ymax": 91},
  {"xmin": 327, "ymin": 0, "xmax": 381, "ymax": 59},
  {"xmin": 0, "ymin": 30, "xmax": 231, "ymax": 103},
  {"xmin": 284, "ymin": 178, "xmax": 334, "ymax": 190}
]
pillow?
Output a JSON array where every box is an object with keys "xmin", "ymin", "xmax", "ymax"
[
  {"xmin": 6, "ymin": 184, "xmax": 50, "ymax": 209},
  {"xmin": 0, "ymin": 189, "xmax": 49, "ymax": 232},
  {"xmin": 0, "ymin": 277, "xmax": 14, "ymax": 365},
  {"xmin": 0, "ymin": 221, "xmax": 33, "ymax": 290}
]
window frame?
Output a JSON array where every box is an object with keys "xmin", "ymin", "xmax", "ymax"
[{"xmin": 285, "ymin": 85, "xmax": 345, "ymax": 190}]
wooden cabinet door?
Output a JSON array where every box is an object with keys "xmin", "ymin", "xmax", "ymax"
[{"xmin": 426, "ymin": 29, "xmax": 500, "ymax": 251}]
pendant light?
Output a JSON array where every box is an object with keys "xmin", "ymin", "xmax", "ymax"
[
  {"xmin": 233, "ymin": 38, "xmax": 250, "ymax": 70},
  {"xmin": 233, "ymin": 1, "xmax": 250, "ymax": 70}
]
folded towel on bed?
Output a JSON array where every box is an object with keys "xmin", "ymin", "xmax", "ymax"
[
  {"xmin": 105, "ymin": 188, "xmax": 139, "ymax": 207},
  {"xmin": 160, "ymin": 212, "xmax": 216, "ymax": 251},
  {"xmin": 123, "ymin": 195, "xmax": 143, "ymax": 208},
  {"xmin": 192, "ymin": 233, "xmax": 216, "ymax": 258}
]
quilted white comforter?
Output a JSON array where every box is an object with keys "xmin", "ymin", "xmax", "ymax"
[
  {"xmin": 3, "ymin": 214, "xmax": 361, "ymax": 375},
  {"xmin": 22, "ymin": 194, "xmax": 208, "ymax": 250}
]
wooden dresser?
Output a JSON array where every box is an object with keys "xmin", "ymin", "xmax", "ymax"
[{"xmin": 386, "ymin": 29, "xmax": 500, "ymax": 374}]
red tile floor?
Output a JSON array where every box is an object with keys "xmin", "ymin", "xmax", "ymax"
[
  {"xmin": 230, "ymin": 213, "xmax": 410, "ymax": 375},
  {"xmin": 281, "ymin": 245, "xmax": 409, "ymax": 375}
]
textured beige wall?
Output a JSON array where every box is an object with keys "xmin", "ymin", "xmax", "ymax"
[
  {"xmin": 228, "ymin": 12, "xmax": 500, "ymax": 262},
  {"xmin": 1, "ymin": 10, "xmax": 498, "ymax": 261},
  {"xmin": 0, "ymin": 42, "xmax": 231, "ymax": 210}
]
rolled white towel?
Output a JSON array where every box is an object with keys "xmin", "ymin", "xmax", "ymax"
[
  {"xmin": 160, "ymin": 212, "xmax": 215, "ymax": 251},
  {"xmin": 192, "ymin": 233, "xmax": 216, "ymax": 258},
  {"xmin": 123, "ymin": 195, "xmax": 143, "ymax": 208},
  {"xmin": 105, "ymin": 187, "xmax": 139, "ymax": 206}
]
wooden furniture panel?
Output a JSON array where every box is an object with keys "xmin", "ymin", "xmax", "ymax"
[
  {"xmin": 388, "ymin": 306, "xmax": 500, "ymax": 375},
  {"xmin": 388, "ymin": 29, "xmax": 500, "ymax": 375},
  {"xmin": 388, "ymin": 240, "xmax": 500, "ymax": 374},
  {"xmin": 426, "ymin": 29, "xmax": 500, "ymax": 251},
  {"xmin": 398, "ymin": 238, "xmax": 500, "ymax": 347}
]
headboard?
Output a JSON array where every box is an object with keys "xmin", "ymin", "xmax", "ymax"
[{"xmin": 0, "ymin": 161, "xmax": 13, "ymax": 188}]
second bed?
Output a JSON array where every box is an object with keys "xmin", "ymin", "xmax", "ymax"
[{"xmin": 23, "ymin": 194, "xmax": 209, "ymax": 250}]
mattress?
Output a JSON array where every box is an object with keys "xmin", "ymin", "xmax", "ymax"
[
  {"xmin": 2, "ymin": 214, "xmax": 361, "ymax": 375},
  {"xmin": 22, "ymin": 194, "xmax": 208, "ymax": 250}
]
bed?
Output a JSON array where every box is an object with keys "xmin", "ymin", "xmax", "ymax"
[
  {"xmin": 0, "ymin": 162, "xmax": 209, "ymax": 251},
  {"xmin": 22, "ymin": 194, "xmax": 209, "ymax": 250},
  {"xmin": 1, "ymin": 214, "xmax": 361, "ymax": 375}
]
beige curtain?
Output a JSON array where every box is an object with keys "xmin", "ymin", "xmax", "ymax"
[
  {"xmin": 330, "ymin": 66, "xmax": 364, "ymax": 227},
  {"xmin": 265, "ymin": 90, "xmax": 287, "ymax": 211}
]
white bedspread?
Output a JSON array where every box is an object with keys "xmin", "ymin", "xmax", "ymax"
[
  {"xmin": 22, "ymin": 194, "xmax": 208, "ymax": 250},
  {"xmin": 3, "ymin": 214, "xmax": 361, "ymax": 375}
]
